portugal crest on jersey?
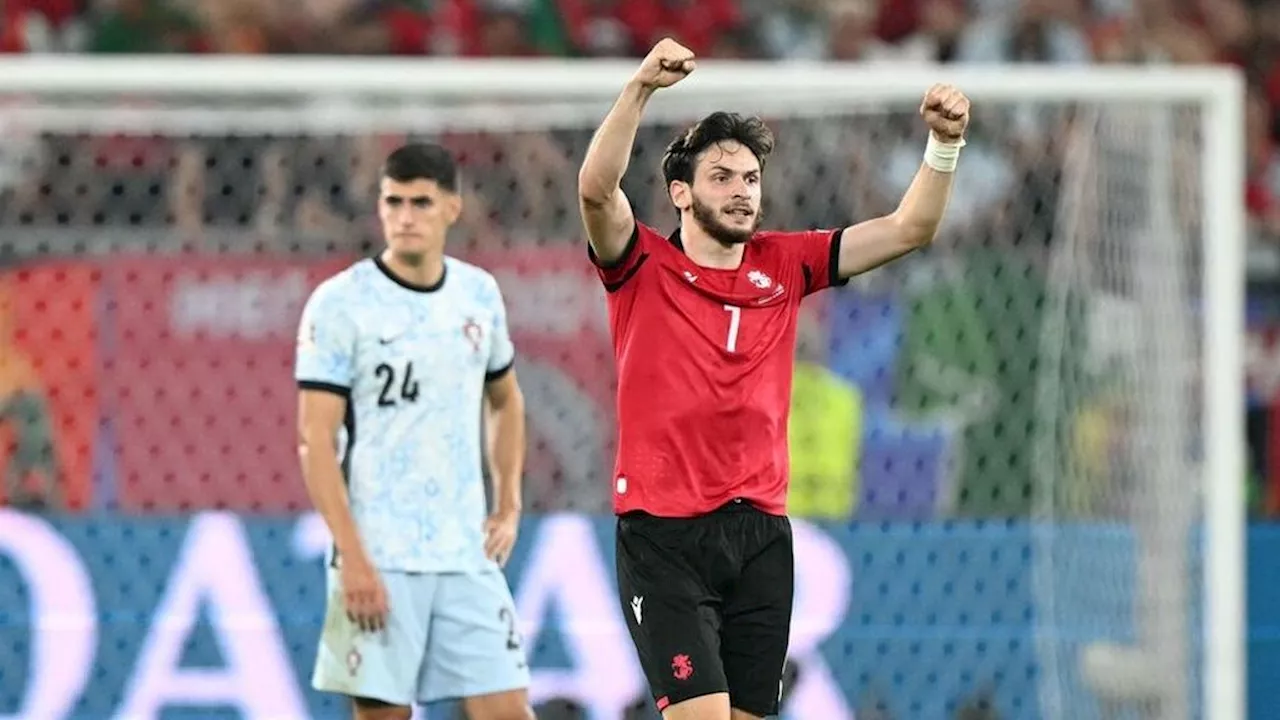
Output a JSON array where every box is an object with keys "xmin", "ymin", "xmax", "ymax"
[{"xmin": 463, "ymin": 318, "xmax": 483, "ymax": 353}]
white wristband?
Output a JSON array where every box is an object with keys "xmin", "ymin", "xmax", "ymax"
[{"xmin": 923, "ymin": 133, "xmax": 966, "ymax": 173}]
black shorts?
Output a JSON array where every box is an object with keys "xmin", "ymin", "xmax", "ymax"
[{"xmin": 615, "ymin": 500, "xmax": 795, "ymax": 716}]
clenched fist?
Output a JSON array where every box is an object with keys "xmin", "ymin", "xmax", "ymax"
[
  {"xmin": 920, "ymin": 84, "xmax": 970, "ymax": 143},
  {"xmin": 632, "ymin": 38, "xmax": 696, "ymax": 90}
]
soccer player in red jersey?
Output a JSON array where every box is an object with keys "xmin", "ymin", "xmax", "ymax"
[{"xmin": 578, "ymin": 38, "xmax": 971, "ymax": 720}]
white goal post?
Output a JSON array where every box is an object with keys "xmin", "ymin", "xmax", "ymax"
[{"xmin": 0, "ymin": 57, "xmax": 1244, "ymax": 720}]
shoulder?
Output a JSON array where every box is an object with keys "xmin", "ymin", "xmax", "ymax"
[
  {"xmin": 620, "ymin": 219, "xmax": 677, "ymax": 263},
  {"xmin": 751, "ymin": 228, "xmax": 836, "ymax": 246},
  {"xmin": 444, "ymin": 256, "xmax": 503, "ymax": 298},
  {"xmin": 305, "ymin": 259, "xmax": 375, "ymax": 315},
  {"xmin": 635, "ymin": 219, "xmax": 673, "ymax": 246},
  {"xmin": 751, "ymin": 228, "xmax": 840, "ymax": 261},
  {"xmin": 748, "ymin": 230, "xmax": 804, "ymax": 264}
]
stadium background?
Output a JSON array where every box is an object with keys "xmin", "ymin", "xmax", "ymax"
[{"xmin": 0, "ymin": 0, "xmax": 1272, "ymax": 718}]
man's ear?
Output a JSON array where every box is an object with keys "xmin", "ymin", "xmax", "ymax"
[
  {"xmin": 445, "ymin": 192, "xmax": 462, "ymax": 224},
  {"xmin": 669, "ymin": 181, "xmax": 691, "ymax": 211}
]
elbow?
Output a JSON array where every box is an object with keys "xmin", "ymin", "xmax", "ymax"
[
  {"xmin": 893, "ymin": 212, "xmax": 941, "ymax": 249},
  {"xmin": 297, "ymin": 432, "xmax": 314, "ymax": 466},
  {"xmin": 578, "ymin": 182, "xmax": 611, "ymax": 209},
  {"xmin": 577, "ymin": 167, "xmax": 616, "ymax": 208},
  {"xmin": 296, "ymin": 428, "xmax": 332, "ymax": 467}
]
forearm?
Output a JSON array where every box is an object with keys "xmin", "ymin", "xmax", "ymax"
[
  {"xmin": 486, "ymin": 393, "xmax": 526, "ymax": 512},
  {"xmin": 578, "ymin": 80, "xmax": 653, "ymax": 202},
  {"xmin": 835, "ymin": 135, "xmax": 962, "ymax": 277},
  {"xmin": 299, "ymin": 441, "xmax": 366, "ymax": 560},
  {"xmin": 891, "ymin": 161, "xmax": 957, "ymax": 246}
]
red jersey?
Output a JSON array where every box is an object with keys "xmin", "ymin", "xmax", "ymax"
[{"xmin": 591, "ymin": 220, "xmax": 846, "ymax": 517}]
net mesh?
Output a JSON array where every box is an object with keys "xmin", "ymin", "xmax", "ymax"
[{"xmin": 0, "ymin": 83, "xmax": 1208, "ymax": 719}]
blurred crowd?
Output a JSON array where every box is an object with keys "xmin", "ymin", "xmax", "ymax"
[
  {"xmin": 1, "ymin": 0, "xmax": 1277, "ymax": 247},
  {"xmin": 0, "ymin": 0, "xmax": 1273, "ymax": 67},
  {"xmin": 3, "ymin": 0, "xmax": 1280, "ymax": 519}
]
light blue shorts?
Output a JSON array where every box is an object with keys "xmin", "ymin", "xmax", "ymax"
[{"xmin": 312, "ymin": 567, "xmax": 530, "ymax": 706}]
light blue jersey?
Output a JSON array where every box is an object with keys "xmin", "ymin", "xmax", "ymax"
[{"xmin": 295, "ymin": 255, "xmax": 515, "ymax": 574}]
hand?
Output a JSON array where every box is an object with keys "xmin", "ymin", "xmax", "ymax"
[
  {"xmin": 920, "ymin": 84, "xmax": 970, "ymax": 143},
  {"xmin": 632, "ymin": 38, "xmax": 696, "ymax": 90},
  {"xmin": 484, "ymin": 507, "xmax": 521, "ymax": 567},
  {"xmin": 339, "ymin": 552, "xmax": 388, "ymax": 633}
]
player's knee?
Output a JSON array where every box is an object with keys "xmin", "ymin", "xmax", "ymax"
[
  {"xmin": 352, "ymin": 696, "xmax": 413, "ymax": 720},
  {"xmin": 465, "ymin": 705, "xmax": 534, "ymax": 720},
  {"xmin": 461, "ymin": 690, "xmax": 534, "ymax": 720}
]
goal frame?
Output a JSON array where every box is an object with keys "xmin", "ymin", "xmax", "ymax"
[{"xmin": 0, "ymin": 57, "xmax": 1246, "ymax": 719}]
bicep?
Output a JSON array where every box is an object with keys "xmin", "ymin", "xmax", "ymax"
[
  {"xmin": 835, "ymin": 216, "xmax": 918, "ymax": 279},
  {"xmin": 297, "ymin": 388, "xmax": 347, "ymax": 447},
  {"xmin": 580, "ymin": 188, "xmax": 636, "ymax": 266},
  {"xmin": 484, "ymin": 370, "xmax": 522, "ymax": 411}
]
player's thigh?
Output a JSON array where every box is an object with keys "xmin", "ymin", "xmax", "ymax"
[
  {"xmin": 460, "ymin": 688, "xmax": 535, "ymax": 720},
  {"xmin": 616, "ymin": 514, "xmax": 728, "ymax": 711},
  {"xmin": 351, "ymin": 696, "xmax": 413, "ymax": 720},
  {"xmin": 719, "ymin": 515, "xmax": 795, "ymax": 718},
  {"xmin": 417, "ymin": 570, "xmax": 531, "ymax": 704},
  {"xmin": 660, "ymin": 692, "xmax": 731, "ymax": 720},
  {"xmin": 312, "ymin": 567, "xmax": 433, "ymax": 708}
]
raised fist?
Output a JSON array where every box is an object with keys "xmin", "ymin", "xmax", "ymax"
[
  {"xmin": 633, "ymin": 38, "xmax": 696, "ymax": 90},
  {"xmin": 920, "ymin": 84, "xmax": 970, "ymax": 142}
]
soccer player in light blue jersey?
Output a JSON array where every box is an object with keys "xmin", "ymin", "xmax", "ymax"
[{"xmin": 295, "ymin": 143, "xmax": 533, "ymax": 720}]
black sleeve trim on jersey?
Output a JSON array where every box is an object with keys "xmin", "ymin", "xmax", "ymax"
[
  {"xmin": 485, "ymin": 357, "xmax": 515, "ymax": 382},
  {"xmin": 588, "ymin": 220, "xmax": 639, "ymax": 271},
  {"xmin": 602, "ymin": 253, "xmax": 649, "ymax": 293},
  {"xmin": 828, "ymin": 228, "xmax": 850, "ymax": 288},
  {"xmin": 297, "ymin": 380, "xmax": 351, "ymax": 397}
]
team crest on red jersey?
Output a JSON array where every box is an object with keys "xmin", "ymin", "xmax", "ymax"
[{"xmin": 747, "ymin": 269, "xmax": 772, "ymax": 289}]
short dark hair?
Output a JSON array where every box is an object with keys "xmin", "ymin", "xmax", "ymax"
[
  {"xmin": 382, "ymin": 143, "xmax": 458, "ymax": 192},
  {"xmin": 661, "ymin": 112, "xmax": 775, "ymax": 186}
]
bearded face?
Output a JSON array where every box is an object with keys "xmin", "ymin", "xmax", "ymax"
[{"xmin": 671, "ymin": 139, "xmax": 763, "ymax": 246}]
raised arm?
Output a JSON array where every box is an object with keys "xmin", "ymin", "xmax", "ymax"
[
  {"xmin": 578, "ymin": 38, "xmax": 696, "ymax": 265},
  {"xmin": 835, "ymin": 84, "xmax": 971, "ymax": 279}
]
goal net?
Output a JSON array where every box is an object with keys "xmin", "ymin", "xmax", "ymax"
[{"xmin": 0, "ymin": 59, "xmax": 1243, "ymax": 720}]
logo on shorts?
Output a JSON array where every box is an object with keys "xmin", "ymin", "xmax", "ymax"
[
  {"xmin": 630, "ymin": 596, "xmax": 643, "ymax": 625},
  {"xmin": 346, "ymin": 648, "xmax": 362, "ymax": 677},
  {"xmin": 672, "ymin": 653, "xmax": 694, "ymax": 681}
]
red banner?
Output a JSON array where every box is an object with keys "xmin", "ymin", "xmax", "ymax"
[
  {"xmin": 91, "ymin": 248, "xmax": 615, "ymax": 513},
  {"xmin": 96, "ymin": 254, "xmax": 347, "ymax": 512}
]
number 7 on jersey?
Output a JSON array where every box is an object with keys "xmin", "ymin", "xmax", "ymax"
[{"xmin": 723, "ymin": 304, "xmax": 740, "ymax": 352}]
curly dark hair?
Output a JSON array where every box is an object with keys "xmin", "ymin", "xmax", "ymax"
[{"xmin": 661, "ymin": 111, "xmax": 775, "ymax": 187}]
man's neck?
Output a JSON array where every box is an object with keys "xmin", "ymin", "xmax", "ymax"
[
  {"xmin": 680, "ymin": 219, "xmax": 746, "ymax": 270},
  {"xmin": 380, "ymin": 249, "xmax": 445, "ymax": 288}
]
